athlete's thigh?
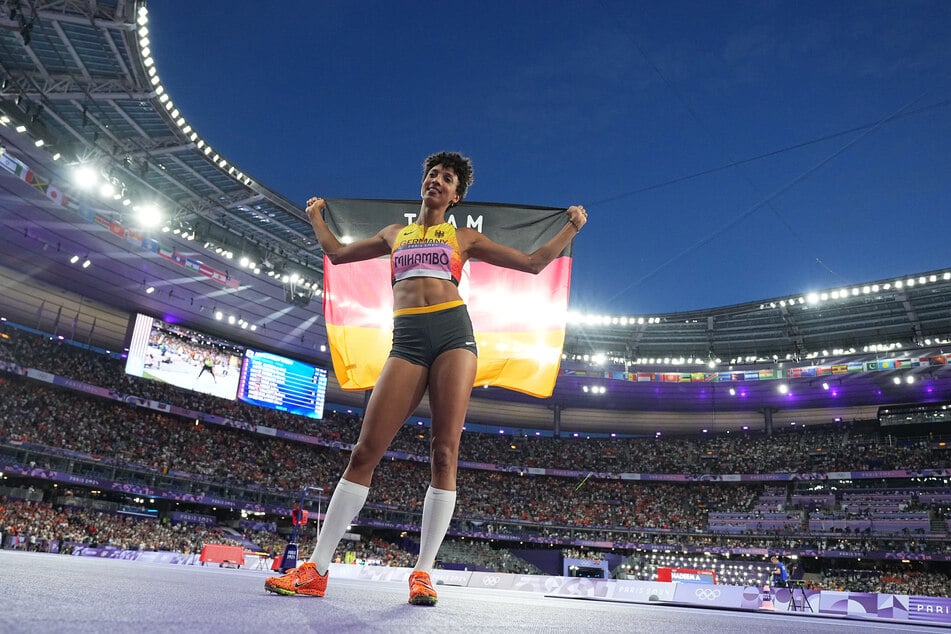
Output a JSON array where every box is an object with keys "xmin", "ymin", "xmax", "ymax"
[
  {"xmin": 427, "ymin": 348, "xmax": 477, "ymax": 442},
  {"xmin": 357, "ymin": 355, "xmax": 429, "ymax": 449}
]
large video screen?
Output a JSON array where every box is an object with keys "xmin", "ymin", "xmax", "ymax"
[
  {"xmin": 237, "ymin": 349, "xmax": 328, "ymax": 419},
  {"xmin": 125, "ymin": 313, "xmax": 244, "ymax": 401}
]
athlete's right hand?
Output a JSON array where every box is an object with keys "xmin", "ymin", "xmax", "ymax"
[{"xmin": 306, "ymin": 196, "xmax": 327, "ymax": 223}]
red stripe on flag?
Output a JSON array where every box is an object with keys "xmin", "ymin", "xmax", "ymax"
[
  {"xmin": 467, "ymin": 257, "xmax": 570, "ymax": 333},
  {"xmin": 323, "ymin": 253, "xmax": 572, "ymax": 397}
]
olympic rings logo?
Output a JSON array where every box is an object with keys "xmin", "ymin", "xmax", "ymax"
[
  {"xmin": 482, "ymin": 576, "xmax": 501, "ymax": 587},
  {"xmin": 695, "ymin": 588, "xmax": 721, "ymax": 601}
]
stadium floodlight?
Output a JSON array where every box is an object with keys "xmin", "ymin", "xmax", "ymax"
[
  {"xmin": 135, "ymin": 204, "xmax": 162, "ymax": 227},
  {"xmin": 72, "ymin": 165, "xmax": 97, "ymax": 189}
]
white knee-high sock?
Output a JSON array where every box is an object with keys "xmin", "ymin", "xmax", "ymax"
[
  {"xmin": 309, "ymin": 478, "xmax": 369, "ymax": 574},
  {"xmin": 414, "ymin": 486, "xmax": 457, "ymax": 572}
]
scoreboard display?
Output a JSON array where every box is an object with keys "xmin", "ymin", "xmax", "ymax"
[{"xmin": 237, "ymin": 349, "xmax": 328, "ymax": 419}]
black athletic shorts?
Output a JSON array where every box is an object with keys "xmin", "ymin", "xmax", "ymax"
[{"xmin": 389, "ymin": 302, "xmax": 478, "ymax": 367}]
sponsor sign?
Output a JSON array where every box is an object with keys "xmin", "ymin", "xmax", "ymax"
[
  {"xmin": 908, "ymin": 596, "xmax": 951, "ymax": 624},
  {"xmin": 608, "ymin": 580, "xmax": 676, "ymax": 603},
  {"xmin": 469, "ymin": 572, "xmax": 515, "ymax": 590}
]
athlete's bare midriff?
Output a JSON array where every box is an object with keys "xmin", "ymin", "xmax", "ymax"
[{"xmin": 392, "ymin": 276, "xmax": 463, "ymax": 312}]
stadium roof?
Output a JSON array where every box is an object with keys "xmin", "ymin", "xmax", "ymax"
[{"xmin": 1, "ymin": 1, "xmax": 950, "ymax": 434}]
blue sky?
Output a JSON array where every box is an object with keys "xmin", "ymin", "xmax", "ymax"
[{"xmin": 147, "ymin": 1, "xmax": 951, "ymax": 315}]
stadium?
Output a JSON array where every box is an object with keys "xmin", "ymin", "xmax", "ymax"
[{"xmin": 1, "ymin": 2, "xmax": 950, "ymax": 631}]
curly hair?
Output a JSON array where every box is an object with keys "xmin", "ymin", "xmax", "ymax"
[{"xmin": 423, "ymin": 151, "xmax": 474, "ymax": 200}]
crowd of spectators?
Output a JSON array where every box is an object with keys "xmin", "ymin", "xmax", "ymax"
[
  {"xmin": 620, "ymin": 551, "xmax": 951, "ymax": 597},
  {"xmin": 820, "ymin": 567, "xmax": 951, "ymax": 597},
  {"xmin": 0, "ymin": 497, "xmax": 248, "ymax": 553},
  {"xmin": 0, "ymin": 497, "xmax": 422, "ymax": 568},
  {"xmin": 3, "ymin": 373, "xmax": 949, "ymax": 544},
  {"xmin": 1, "ymin": 326, "xmax": 946, "ymax": 475},
  {"xmin": 2, "ymin": 323, "xmax": 951, "ymax": 594},
  {"xmin": 438, "ymin": 537, "xmax": 542, "ymax": 574}
]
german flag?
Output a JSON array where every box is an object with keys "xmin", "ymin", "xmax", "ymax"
[{"xmin": 321, "ymin": 199, "xmax": 573, "ymax": 398}]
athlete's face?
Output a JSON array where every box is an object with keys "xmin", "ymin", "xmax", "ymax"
[{"xmin": 421, "ymin": 163, "xmax": 461, "ymax": 209}]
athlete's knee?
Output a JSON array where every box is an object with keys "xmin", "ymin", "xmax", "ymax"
[
  {"xmin": 429, "ymin": 442, "xmax": 459, "ymax": 478},
  {"xmin": 348, "ymin": 441, "xmax": 385, "ymax": 471}
]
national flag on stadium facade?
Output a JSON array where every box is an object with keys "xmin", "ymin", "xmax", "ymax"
[
  {"xmin": 77, "ymin": 204, "xmax": 96, "ymax": 222},
  {"xmin": 108, "ymin": 220, "xmax": 125, "ymax": 238},
  {"xmin": 0, "ymin": 152, "xmax": 23, "ymax": 176},
  {"xmin": 24, "ymin": 169, "xmax": 48, "ymax": 195},
  {"xmin": 321, "ymin": 199, "xmax": 573, "ymax": 398},
  {"xmin": 47, "ymin": 185, "xmax": 66, "ymax": 206}
]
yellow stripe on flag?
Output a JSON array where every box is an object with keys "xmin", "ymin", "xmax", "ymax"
[{"xmin": 328, "ymin": 323, "xmax": 565, "ymax": 398}]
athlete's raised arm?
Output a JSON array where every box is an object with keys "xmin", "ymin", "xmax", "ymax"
[
  {"xmin": 306, "ymin": 196, "xmax": 399, "ymax": 265},
  {"xmin": 462, "ymin": 204, "xmax": 587, "ymax": 274}
]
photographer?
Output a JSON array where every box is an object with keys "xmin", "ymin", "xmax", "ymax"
[{"xmin": 770, "ymin": 555, "xmax": 789, "ymax": 588}]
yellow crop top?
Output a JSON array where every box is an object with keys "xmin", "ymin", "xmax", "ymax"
[{"xmin": 390, "ymin": 222, "xmax": 463, "ymax": 286}]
